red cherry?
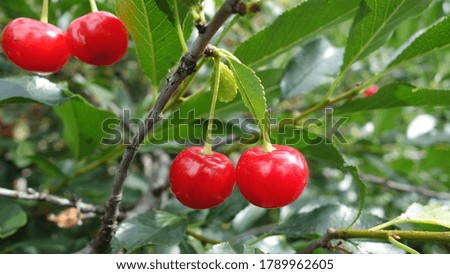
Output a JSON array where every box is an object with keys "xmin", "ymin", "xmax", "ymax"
[
  {"xmin": 1, "ymin": 18, "xmax": 70, "ymax": 73},
  {"xmin": 66, "ymin": 11, "xmax": 128, "ymax": 66},
  {"xmin": 236, "ymin": 145, "xmax": 309, "ymax": 208},
  {"xmin": 169, "ymin": 147, "xmax": 235, "ymax": 209},
  {"xmin": 363, "ymin": 84, "xmax": 379, "ymax": 97}
]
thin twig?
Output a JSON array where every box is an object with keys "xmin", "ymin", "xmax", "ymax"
[
  {"xmin": 0, "ymin": 187, "xmax": 104, "ymax": 214},
  {"xmin": 91, "ymin": 0, "xmax": 242, "ymax": 254},
  {"xmin": 297, "ymin": 228, "xmax": 337, "ymax": 254},
  {"xmin": 298, "ymin": 228, "xmax": 450, "ymax": 254},
  {"xmin": 361, "ymin": 174, "xmax": 450, "ymax": 200}
]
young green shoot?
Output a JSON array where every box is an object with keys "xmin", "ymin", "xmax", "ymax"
[{"xmin": 388, "ymin": 236, "xmax": 420, "ymax": 254}]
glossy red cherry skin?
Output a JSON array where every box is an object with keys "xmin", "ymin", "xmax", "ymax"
[
  {"xmin": 236, "ymin": 145, "xmax": 309, "ymax": 208},
  {"xmin": 170, "ymin": 147, "xmax": 235, "ymax": 209},
  {"xmin": 66, "ymin": 11, "xmax": 128, "ymax": 66},
  {"xmin": 1, "ymin": 18, "xmax": 70, "ymax": 73},
  {"xmin": 363, "ymin": 84, "xmax": 379, "ymax": 97}
]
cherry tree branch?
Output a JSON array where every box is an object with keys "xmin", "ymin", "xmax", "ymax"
[
  {"xmin": 91, "ymin": 0, "xmax": 242, "ymax": 254},
  {"xmin": 0, "ymin": 187, "xmax": 104, "ymax": 214},
  {"xmin": 298, "ymin": 228, "xmax": 450, "ymax": 254},
  {"xmin": 361, "ymin": 174, "xmax": 450, "ymax": 200}
]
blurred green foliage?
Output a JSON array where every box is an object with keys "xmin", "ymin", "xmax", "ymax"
[{"xmin": 0, "ymin": 0, "xmax": 449, "ymax": 254}]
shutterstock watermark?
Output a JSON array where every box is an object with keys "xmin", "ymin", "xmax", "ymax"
[{"xmin": 101, "ymin": 108, "xmax": 348, "ymax": 147}]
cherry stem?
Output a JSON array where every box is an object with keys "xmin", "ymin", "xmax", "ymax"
[
  {"xmin": 40, "ymin": 0, "xmax": 49, "ymax": 23},
  {"xmin": 262, "ymin": 132, "xmax": 274, "ymax": 152},
  {"xmin": 89, "ymin": 0, "xmax": 99, "ymax": 12},
  {"xmin": 202, "ymin": 55, "xmax": 221, "ymax": 155}
]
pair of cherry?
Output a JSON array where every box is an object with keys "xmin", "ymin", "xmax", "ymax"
[
  {"xmin": 170, "ymin": 145, "xmax": 309, "ymax": 209},
  {"xmin": 1, "ymin": 11, "xmax": 128, "ymax": 73}
]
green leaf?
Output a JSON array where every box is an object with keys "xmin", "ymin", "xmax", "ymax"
[
  {"xmin": 234, "ymin": 0, "xmax": 360, "ymax": 67},
  {"xmin": 29, "ymin": 155, "xmax": 66, "ymax": 178},
  {"xmin": 273, "ymin": 127, "xmax": 346, "ymax": 168},
  {"xmin": 0, "ymin": 76, "xmax": 71, "ymax": 106},
  {"xmin": 335, "ymin": 84, "xmax": 450, "ymax": 114},
  {"xmin": 301, "ymin": 143, "xmax": 366, "ymax": 228},
  {"xmin": 178, "ymin": 239, "xmax": 198, "ymax": 254},
  {"xmin": 212, "ymin": 62, "xmax": 238, "ymax": 103},
  {"xmin": 207, "ymin": 188, "xmax": 248, "ymax": 223},
  {"xmin": 115, "ymin": 0, "xmax": 192, "ymax": 86},
  {"xmin": 273, "ymin": 204, "xmax": 382, "ymax": 238},
  {"xmin": 343, "ymin": 241, "xmax": 406, "ymax": 254},
  {"xmin": 113, "ymin": 211, "xmax": 188, "ymax": 252},
  {"xmin": 179, "ymin": 0, "xmax": 203, "ymax": 7},
  {"xmin": 54, "ymin": 95, "xmax": 117, "ymax": 159},
  {"xmin": 11, "ymin": 141, "xmax": 35, "ymax": 168},
  {"xmin": 342, "ymin": 0, "xmax": 431, "ymax": 73},
  {"xmin": 281, "ymin": 37, "xmax": 344, "ymax": 100},
  {"xmin": 0, "ymin": 201, "xmax": 27, "ymax": 239},
  {"xmin": 8, "ymin": 237, "xmax": 88, "ymax": 254},
  {"xmin": 207, "ymin": 242, "xmax": 263, "ymax": 254},
  {"xmin": 387, "ymin": 15, "xmax": 450, "ymax": 69},
  {"xmin": 273, "ymin": 130, "xmax": 366, "ymax": 227},
  {"xmin": 145, "ymin": 69, "xmax": 282, "ymax": 146},
  {"xmin": 398, "ymin": 203, "xmax": 450, "ymax": 228},
  {"xmin": 342, "ymin": 165, "xmax": 367, "ymax": 228},
  {"xmin": 226, "ymin": 57, "xmax": 270, "ymax": 137},
  {"xmin": 297, "ymin": 140, "xmax": 346, "ymax": 169},
  {"xmin": 231, "ymin": 205, "xmax": 266, "ymax": 233}
]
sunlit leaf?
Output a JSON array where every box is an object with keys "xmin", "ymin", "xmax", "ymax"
[
  {"xmin": 115, "ymin": 0, "xmax": 193, "ymax": 86},
  {"xmin": 235, "ymin": 0, "xmax": 359, "ymax": 67},
  {"xmin": 281, "ymin": 37, "xmax": 344, "ymax": 99},
  {"xmin": 0, "ymin": 76, "xmax": 71, "ymax": 106}
]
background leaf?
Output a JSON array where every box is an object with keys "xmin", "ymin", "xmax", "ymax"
[
  {"xmin": 54, "ymin": 96, "xmax": 117, "ymax": 159},
  {"xmin": 0, "ymin": 201, "xmax": 27, "ymax": 239},
  {"xmin": 343, "ymin": 165, "xmax": 367, "ymax": 228},
  {"xmin": 29, "ymin": 156, "xmax": 66, "ymax": 178},
  {"xmin": 398, "ymin": 203, "xmax": 450, "ymax": 228},
  {"xmin": 1, "ymin": 0, "xmax": 449, "ymax": 255},
  {"xmin": 387, "ymin": 15, "xmax": 450, "ymax": 69},
  {"xmin": 206, "ymin": 188, "xmax": 248, "ymax": 224},
  {"xmin": 341, "ymin": 0, "xmax": 431, "ymax": 72},
  {"xmin": 335, "ymin": 84, "xmax": 450, "ymax": 114},
  {"xmin": 115, "ymin": 0, "xmax": 192, "ymax": 86},
  {"xmin": 273, "ymin": 204, "xmax": 383, "ymax": 238},
  {"xmin": 342, "ymin": 241, "xmax": 406, "ymax": 254},
  {"xmin": 284, "ymin": 133, "xmax": 346, "ymax": 168},
  {"xmin": 281, "ymin": 37, "xmax": 344, "ymax": 99},
  {"xmin": 7, "ymin": 237, "xmax": 88, "ymax": 254},
  {"xmin": 0, "ymin": 76, "xmax": 71, "ymax": 106},
  {"xmin": 207, "ymin": 242, "xmax": 263, "ymax": 254},
  {"xmin": 113, "ymin": 211, "xmax": 187, "ymax": 252},
  {"xmin": 273, "ymin": 129, "xmax": 366, "ymax": 227},
  {"xmin": 234, "ymin": 0, "xmax": 360, "ymax": 67}
]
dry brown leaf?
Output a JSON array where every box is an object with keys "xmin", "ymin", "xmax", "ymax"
[{"xmin": 47, "ymin": 207, "xmax": 79, "ymax": 228}]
